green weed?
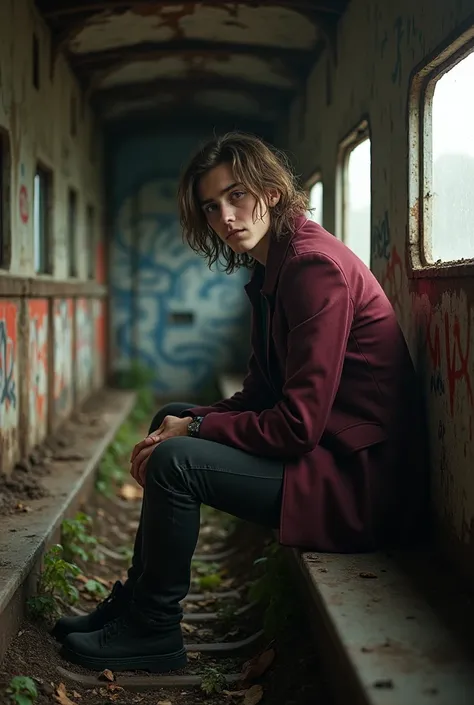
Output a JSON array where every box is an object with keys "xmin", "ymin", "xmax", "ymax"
[
  {"xmin": 27, "ymin": 545, "xmax": 80, "ymax": 621},
  {"xmin": 61, "ymin": 512, "xmax": 98, "ymax": 563},
  {"xmin": 6, "ymin": 676, "xmax": 38, "ymax": 705},
  {"xmin": 200, "ymin": 665, "xmax": 227, "ymax": 695}
]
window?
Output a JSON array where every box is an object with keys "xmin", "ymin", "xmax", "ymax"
[
  {"xmin": 337, "ymin": 121, "xmax": 371, "ymax": 268},
  {"xmin": 33, "ymin": 165, "xmax": 52, "ymax": 274},
  {"xmin": 86, "ymin": 204, "xmax": 95, "ymax": 279},
  {"xmin": 413, "ymin": 46, "xmax": 474, "ymax": 265},
  {"xmin": 67, "ymin": 188, "xmax": 78, "ymax": 277},
  {"xmin": 32, "ymin": 34, "xmax": 39, "ymax": 89},
  {"xmin": 0, "ymin": 131, "xmax": 11, "ymax": 269},
  {"xmin": 307, "ymin": 176, "xmax": 323, "ymax": 225}
]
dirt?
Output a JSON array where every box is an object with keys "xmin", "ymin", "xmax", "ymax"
[
  {"xmin": 0, "ymin": 407, "xmax": 332, "ymax": 705},
  {"xmin": 0, "ymin": 392, "xmax": 124, "ymax": 517}
]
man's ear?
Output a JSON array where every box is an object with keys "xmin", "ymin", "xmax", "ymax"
[{"xmin": 267, "ymin": 188, "xmax": 281, "ymax": 207}]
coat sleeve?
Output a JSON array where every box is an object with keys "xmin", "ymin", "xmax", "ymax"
[{"xmin": 197, "ymin": 254, "xmax": 354, "ymax": 457}]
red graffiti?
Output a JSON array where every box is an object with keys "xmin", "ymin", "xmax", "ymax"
[
  {"xmin": 444, "ymin": 312, "xmax": 473, "ymax": 415},
  {"xmin": 381, "ymin": 246, "xmax": 403, "ymax": 315},
  {"xmin": 425, "ymin": 308, "xmax": 473, "ymax": 416},
  {"xmin": 19, "ymin": 184, "xmax": 29, "ymax": 224}
]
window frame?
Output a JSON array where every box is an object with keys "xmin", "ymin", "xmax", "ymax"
[
  {"xmin": 0, "ymin": 129, "xmax": 12, "ymax": 271},
  {"xmin": 336, "ymin": 118, "xmax": 372, "ymax": 265},
  {"xmin": 408, "ymin": 22, "xmax": 474, "ymax": 278},
  {"xmin": 86, "ymin": 203, "xmax": 96, "ymax": 280},
  {"xmin": 33, "ymin": 162, "xmax": 54, "ymax": 276},
  {"xmin": 67, "ymin": 187, "xmax": 78, "ymax": 278},
  {"xmin": 306, "ymin": 170, "xmax": 324, "ymax": 226}
]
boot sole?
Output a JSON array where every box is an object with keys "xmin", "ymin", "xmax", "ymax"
[{"xmin": 59, "ymin": 645, "xmax": 188, "ymax": 673}]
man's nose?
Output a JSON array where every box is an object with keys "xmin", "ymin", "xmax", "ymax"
[{"xmin": 221, "ymin": 203, "xmax": 235, "ymax": 224}]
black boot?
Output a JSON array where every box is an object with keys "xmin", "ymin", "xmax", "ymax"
[
  {"xmin": 51, "ymin": 581, "xmax": 131, "ymax": 643},
  {"xmin": 60, "ymin": 612, "xmax": 187, "ymax": 673}
]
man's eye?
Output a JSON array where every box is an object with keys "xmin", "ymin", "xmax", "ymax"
[{"xmin": 204, "ymin": 204, "xmax": 216, "ymax": 213}]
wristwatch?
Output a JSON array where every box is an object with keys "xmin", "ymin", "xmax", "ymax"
[{"xmin": 187, "ymin": 416, "xmax": 204, "ymax": 438}]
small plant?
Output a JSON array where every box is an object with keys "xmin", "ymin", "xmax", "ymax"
[
  {"xmin": 27, "ymin": 544, "xmax": 80, "ymax": 621},
  {"xmin": 95, "ymin": 449, "xmax": 126, "ymax": 495},
  {"xmin": 217, "ymin": 600, "xmax": 239, "ymax": 628},
  {"xmin": 249, "ymin": 542, "xmax": 301, "ymax": 638},
  {"xmin": 200, "ymin": 665, "xmax": 227, "ymax": 695},
  {"xmin": 61, "ymin": 512, "xmax": 98, "ymax": 563},
  {"xmin": 6, "ymin": 677, "xmax": 38, "ymax": 705},
  {"xmin": 83, "ymin": 578, "xmax": 108, "ymax": 599}
]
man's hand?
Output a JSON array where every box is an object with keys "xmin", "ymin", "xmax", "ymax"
[{"xmin": 130, "ymin": 415, "xmax": 192, "ymax": 487}]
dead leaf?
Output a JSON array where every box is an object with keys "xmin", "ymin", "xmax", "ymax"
[
  {"xmin": 157, "ymin": 701, "xmax": 172, "ymax": 705},
  {"xmin": 241, "ymin": 648, "xmax": 275, "ymax": 681},
  {"xmin": 100, "ymin": 669, "xmax": 115, "ymax": 682},
  {"xmin": 107, "ymin": 685, "xmax": 124, "ymax": 692},
  {"xmin": 76, "ymin": 574, "xmax": 89, "ymax": 584},
  {"xmin": 181, "ymin": 622, "xmax": 197, "ymax": 633},
  {"xmin": 187, "ymin": 651, "xmax": 201, "ymax": 660},
  {"xmin": 72, "ymin": 693, "xmax": 82, "ymax": 700},
  {"xmin": 244, "ymin": 685, "xmax": 264, "ymax": 705},
  {"xmin": 54, "ymin": 683, "xmax": 77, "ymax": 705},
  {"xmin": 119, "ymin": 483, "xmax": 143, "ymax": 501},
  {"xmin": 15, "ymin": 502, "xmax": 31, "ymax": 512},
  {"xmin": 359, "ymin": 572, "xmax": 378, "ymax": 579}
]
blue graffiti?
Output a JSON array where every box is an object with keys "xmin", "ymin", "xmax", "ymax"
[
  {"xmin": 112, "ymin": 188, "xmax": 250, "ymax": 394},
  {"xmin": 372, "ymin": 210, "xmax": 390, "ymax": 261},
  {"xmin": 0, "ymin": 320, "xmax": 16, "ymax": 409}
]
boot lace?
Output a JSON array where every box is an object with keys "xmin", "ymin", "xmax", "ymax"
[{"xmin": 101, "ymin": 615, "xmax": 129, "ymax": 644}]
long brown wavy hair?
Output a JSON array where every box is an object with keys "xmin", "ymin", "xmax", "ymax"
[{"xmin": 177, "ymin": 132, "xmax": 309, "ymax": 273}]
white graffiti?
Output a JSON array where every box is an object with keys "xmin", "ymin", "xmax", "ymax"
[
  {"xmin": 29, "ymin": 311, "xmax": 48, "ymax": 437},
  {"xmin": 54, "ymin": 300, "xmax": 73, "ymax": 414},
  {"xmin": 76, "ymin": 300, "xmax": 93, "ymax": 397}
]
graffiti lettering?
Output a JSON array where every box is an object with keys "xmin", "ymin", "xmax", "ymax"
[
  {"xmin": 0, "ymin": 320, "xmax": 16, "ymax": 408},
  {"xmin": 372, "ymin": 210, "xmax": 390, "ymax": 261},
  {"xmin": 381, "ymin": 245, "xmax": 403, "ymax": 317},
  {"xmin": 430, "ymin": 371, "xmax": 445, "ymax": 397},
  {"xmin": 444, "ymin": 312, "xmax": 473, "ymax": 416}
]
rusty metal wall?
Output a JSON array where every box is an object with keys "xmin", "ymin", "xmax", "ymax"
[{"xmin": 285, "ymin": 0, "xmax": 474, "ymax": 581}]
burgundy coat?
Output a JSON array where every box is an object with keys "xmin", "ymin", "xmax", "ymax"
[{"xmin": 190, "ymin": 216, "xmax": 426, "ymax": 551}]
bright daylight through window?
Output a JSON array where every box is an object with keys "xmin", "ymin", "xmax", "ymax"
[{"xmin": 428, "ymin": 50, "xmax": 474, "ymax": 263}]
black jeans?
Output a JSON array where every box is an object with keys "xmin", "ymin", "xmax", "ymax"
[{"xmin": 125, "ymin": 403, "xmax": 284, "ymax": 629}]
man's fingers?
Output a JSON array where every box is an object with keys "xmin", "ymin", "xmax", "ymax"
[{"xmin": 130, "ymin": 434, "xmax": 160, "ymax": 462}]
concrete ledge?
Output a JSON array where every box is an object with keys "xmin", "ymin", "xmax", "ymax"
[
  {"xmin": 0, "ymin": 388, "xmax": 136, "ymax": 664},
  {"xmin": 217, "ymin": 372, "xmax": 474, "ymax": 704},
  {"xmin": 289, "ymin": 548, "xmax": 474, "ymax": 705}
]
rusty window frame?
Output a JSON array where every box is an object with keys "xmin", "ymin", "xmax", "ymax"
[{"xmin": 408, "ymin": 23, "xmax": 474, "ymax": 278}]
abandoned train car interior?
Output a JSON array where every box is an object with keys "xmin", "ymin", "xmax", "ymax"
[{"xmin": 1, "ymin": 0, "xmax": 474, "ymax": 703}]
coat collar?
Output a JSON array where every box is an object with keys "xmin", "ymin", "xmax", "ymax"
[{"xmin": 244, "ymin": 215, "xmax": 308, "ymax": 302}]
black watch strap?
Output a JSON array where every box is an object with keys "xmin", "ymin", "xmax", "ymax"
[{"xmin": 187, "ymin": 416, "xmax": 203, "ymax": 438}]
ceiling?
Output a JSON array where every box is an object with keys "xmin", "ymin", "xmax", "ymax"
[{"xmin": 36, "ymin": 0, "xmax": 350, "ymax": 129}]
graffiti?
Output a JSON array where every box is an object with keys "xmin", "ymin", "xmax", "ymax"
[
  {"xmin": 93, "ymin": 299, "xmax": 106, "ymax": 388},
  {"xmin": 381, "ymin": 245, "xmax": 404, "ymax": 317},
  {"xmin": 372, "ymin": 210, "xmax": 390, "ymax": 261},
  {"xmin": 28, "ymin": 301, "xmax": 48, "ymax": 442},
  {"xmin": 76, "ymin": 299, "xmax": 93, "ymax": 397},
  {"xmin": 425, "ymin": 307, "xmax": 473, "ymax": 416},
  {"xmin": 54, "ymin": 299, "xmax": 73, "ymax": 416},
  {"xmin": 0, "ymin": 303, "xmax": 18, "ymax": 437},
  {"xmin": 444, "ymin": 312, "xmax": 473, "ymax": 416},
  {"xmin": 19, "ymin": 184, "xmax": 29, "ymax": 224},
  {"xmin": 0, "ymin": 307, "xmax": 16, "ymax": 411},
  {"xmin": 430, "ymin": 371, "xmax": 445, "ymax": 397},
  {"xmin": 111, "ymin": 180, "xmax": 249, "ymax": 395}
]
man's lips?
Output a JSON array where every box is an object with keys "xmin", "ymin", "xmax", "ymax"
[{"xmin": 226, "ymin": 229, "xmax": 245, "ymax": 239}]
